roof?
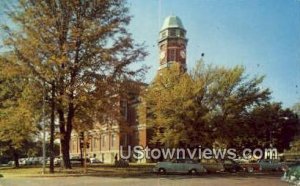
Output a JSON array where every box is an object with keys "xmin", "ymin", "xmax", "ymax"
[{"xmin": 160, "ymin": 16, "xmax": 185, "ymax": 31}]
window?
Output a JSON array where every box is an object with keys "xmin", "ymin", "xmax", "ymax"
[
  {"xmin": 177, "ymin": 159, "xmax": 185, "ymax": 163},
  {"xmin": 128, "ymin": 105, "xmax": 137, "ymax": 125},
  {"xmin": 94, "ymin": 138, "xmax": 98, "ymax": 149},
  {"xmin": 169, "ymin": 29, "xmax": 176, "ymax": 37},
  {"xmin": 168, "ymin": 48, "xmax": 176, "ymax": 61},
  {"xmin": 120, "ymin": 100, "xmax": 128, "ymax": 120},
  {"xmin": 102, "ymin": 135, "xmax": 106, "ymax": 147},
  {"xmin": 161, "ymin": 31, "xmax": 167, "ymax": 39},
  {"xmin": 121, "ymin": 134, "xmax": 128, "ymax": 146},
  {"xmin": 180, "ymin": 30, "xmax": 185, "ymax": 37},
  {"xmin": 111, "ymin": 134, "xmax": 116, "ymax": 147},
  {"xmin": 135, "ymin": 132, "xmax": 139, "ymax": 144},
  {"xmin": 72, "ymin": 140, "xmax": 77, "ymax": 153},
  {"xmin": 186, "ymin": 159, "xmax": 196, "ymax": 164}
]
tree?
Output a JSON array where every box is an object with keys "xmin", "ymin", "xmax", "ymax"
[
  {"xmin": 141, "ymin": 64, "xmax": 200, "ymax": 148},
  {"xmin": 292, "ymin": 102, "xmax": 300, "ymax": 117},
  {"xmin": 140, "ymin": 60, "xmax": 270, "ymax": 149},
  {"xmin": 281, "ymin": 102, "xmax": 300, "ymax": 160},
  {"xmin": 0, "ymin": 56, "xmax": 40, "ymax": 167},
  {"xmin": 236, "ymin": 102, "xmax": 299, "ymax": 152},
  {"xmin": 1, "ymin": 0, "xmax": 147, "ymax": 169},
  {"xmin": 201, "ymin": 64, "xmax": 270, "ymax": 148}
]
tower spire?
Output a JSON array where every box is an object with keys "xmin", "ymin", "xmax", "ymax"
[{"xmin": 158, "ymin": 16, "xmax": 188, "ymax": 71}]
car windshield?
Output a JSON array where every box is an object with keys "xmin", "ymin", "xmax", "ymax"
[{"xmin": 170, "ymin": 159, "xmax": 196, "ymax": 163}]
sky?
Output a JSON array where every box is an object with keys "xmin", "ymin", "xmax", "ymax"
[
  {"xmin": 0, "ymin": 0, "xmax": 299, "ymax": 108},
  {"xmin": 127, "ymin": 0, "xmax": 300, "ymax": 108}
]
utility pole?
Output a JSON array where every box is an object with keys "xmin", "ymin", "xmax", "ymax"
[
  {"xmin": 79, "ymin": 132, "xmax": 84, "ymax": 167},
  {"xmin": 83, "ymin": 131, "xmax": 87, "ymax": 174},
  {"xmin": 42, "ymin": 82, "xmax": 46, "ymax": 175},
  {"xmin": 49, "ymin": 81, "xmax": 55, "ymax": 173}
]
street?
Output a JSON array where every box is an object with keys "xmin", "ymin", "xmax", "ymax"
[{"xmin": 0, "ymin": 174, "xmax": 288, "ymax": 186}]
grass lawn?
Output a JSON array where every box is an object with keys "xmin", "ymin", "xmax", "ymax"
[
  {"xmin": 0, "ymin": 164, "xmax": 156, "ymax": 178},
  {"xmin": 0, "ymin": 166, "xmax": 46, "ymax": 177}
]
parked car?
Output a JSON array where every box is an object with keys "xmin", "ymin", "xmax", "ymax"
[
  {"xmin": 239, "ymin": 160, "xmax": 262, "ymax": 173},
  {"xmin": 46, "ymin": 157, "xmax": 61, "ymax": 165},
  {"xmin": 37, "ymin": 157, "xmax": 46, "ymax": 165},
  {"xmin": 18, "ymin": 158, "xmax": 26, "ymax": 165},
  {"xmin": 70, "ymin": 158, "xmax": 82, "ymax": 165},
  {"xmin": 70, "ymin": 157, "xmax": 90, "ymax": 165},
  {"xmin": 26, "ymin": 157, "xmax": 39, "ymax": 165},
  {"xmin": 20, "ymin": 157, "xmax": 34, "ymax": 165},
  {"xmin": 233, "ymin": 158, "xmax": 249, "ymax": 164},
  {"xmin": 0, "ymin": 163, "xmax": 10, "ymax": 167},
  {"xmin": 222, "ymin": 159, "xmax": 243, "ymax": 173},
  {"xmin": 7, "ymin": 159, "xmax": 25, "ymax": 166},
  {"xmin": 7, "ymin": 161, "xmax": 15, "ymax": 166},
  {"xmin": 258, "ymin": 159, "xmax": 283, "ymax": 171},
  {"xmin": 54, "ymin": 157, "xmax": 62, "ymax": 165},
  {"xmin": 154, "ymin": 159, "xmax": 207, "ymax": 175},
  {"xmin": 42, "ymin": 157, "xmax": 63, "ymax": 165},
  {"xmin": 282, "ymin": 164, "xmax": 300, "ymax": 185},
  {"xmin": 200, "ymin": 159, "xmax": 224, "ymax": 173},
  {"xmin": 282, "ymin": 160, "xmax": 300, "ymax": 172},
  {"xmin": 90, "ymin": 158, "xmax": 103, "ymax": 164}
]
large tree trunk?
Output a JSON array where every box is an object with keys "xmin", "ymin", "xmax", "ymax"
[
  {"xmin": 64, "ymin": 97, "xmax": 75, "ymax": 168},
  {"xmin": 61, "ymin": 136, "xmax": 72, "ymax": 169},
  {"xmin": 13, "ymin": 151, "xmax": 19, "ymax": 168},
  {"xmin": 49, "ymin": 82, "xmax": 55, "ymax": 173},
  {"xmin": 57, "ymin": 91, "xmax": 75, "ymax": 169},
  {"xmin": 60, "ymin": 111, "xmax": 73, "ymax": 169},
  {"xmin": 80, "ymin": 139, "xmax": 83, "ymax": 167},
  {"xmin": 58, "ymin": 108, "xmax": 72, "ymax": 169}
]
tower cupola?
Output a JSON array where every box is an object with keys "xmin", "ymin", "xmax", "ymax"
[{"xmin": 158, "ymin": 16, "xmax": 188, "ymax": 71}]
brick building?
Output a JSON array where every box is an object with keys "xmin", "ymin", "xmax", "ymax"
[
  {"xmin": 69, "ymin": 84, "xmax": 147, "ymax": 163},
  {"xmin": 69, "ymin": 16, "xmax": 187, "ymax": 163}
]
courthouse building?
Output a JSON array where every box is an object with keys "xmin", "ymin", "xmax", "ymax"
[{"xmin": 69, "ymin": 15, "xmax": 188, "ymax": 163}]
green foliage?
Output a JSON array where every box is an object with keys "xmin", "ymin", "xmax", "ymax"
[
  {"xmin": 2, "ymin": 0, "xmax": 147, "ymax": 122},
  {"xmin": 0, "ymin": 56, "xmax": 40, "ymax": 166},
  {"xmin": 143, "ymin": 64, "xmax": 196, "ymax": 147},
  {"xmin": 231, "ymin": 102, "xmax": 299, "ymax": 152},
  {"xmin": 139, "ymin": 60, "xmax": 298, "ymax": 151},
  {"xmin": 292, "ymin": 102, "xmax": 300, "ymax": 117},
  {"xmin": 1, "ymin": 0, "xmax": 147, "ymax": 168},
  {"xmin": 280, "ymin": 102, "xmax": 300, "ymax": 155},
  {"xmin": 288, "ymin": 137, "xmax": 300, "ymax": 153}
]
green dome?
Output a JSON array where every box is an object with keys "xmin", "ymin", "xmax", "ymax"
[{"xmin": 160, "ymin": 16, "xmax": 185, "ymax": 31}]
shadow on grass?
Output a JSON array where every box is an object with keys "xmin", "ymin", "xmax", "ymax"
[
  {"xmin": 0, "ymin": 164, "xmax": 284, "ymax": 181},
  {"xmin": 39, "ymin": 169, "xmax": 284, "ymax": 180}
]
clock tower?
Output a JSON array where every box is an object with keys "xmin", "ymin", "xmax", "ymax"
[{"xmin": 158, "ymin": 16, "xmax": 188, "ymax": 71}]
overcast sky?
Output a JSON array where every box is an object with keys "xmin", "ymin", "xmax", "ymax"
[{"xmin": 128, "ymin": 0, "xmax": 300, "ymax": 108}]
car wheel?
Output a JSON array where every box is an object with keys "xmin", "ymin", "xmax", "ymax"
[
  {"xmin": 231, "ymin": 168, "xmax": 237, "ymax": 173},
  {"xmin": 247, "ymin": 167, "xmax": 254, "ymax": 173},
  {"xmin": 189, "ymin": 169, "xmax": 198, "ymax": 175},
  {"xmin": 158, "ymin": 168, "xmax": 166, "ymax": 174}
]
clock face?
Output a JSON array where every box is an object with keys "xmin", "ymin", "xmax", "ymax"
[
  {"xmin": 160, "ymin": 51, "xmax": 166, "ymax": 60},
  {"xmin": 180, "ymin": 50, "xmax": 186, "ymax": 58}
]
